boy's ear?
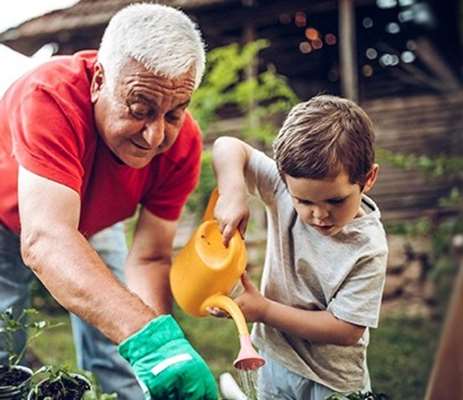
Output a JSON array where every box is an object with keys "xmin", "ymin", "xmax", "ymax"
[{"xmin": 362, "ymin": 164, "xmax": 379, "ymax": 193}]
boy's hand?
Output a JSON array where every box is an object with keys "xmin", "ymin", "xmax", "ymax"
[
  {"xmin": 215, "ymin": 191, "xmax": 249, "ymax": 247},
  {"xmin": 118, "ymin": 315, "xmax": 217, "ymax": 400},
  {"xmin": 234, "ymin": 273, "xmax": 270, "ymax": 323}
]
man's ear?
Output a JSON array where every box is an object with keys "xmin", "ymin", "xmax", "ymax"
[
  {"xmin": 90, "ymin": 62, "xmax": 105, "ymax": 103},
  {"xmin": 362, "ymin": 163, "xmax": 379, "ymax": 193}
]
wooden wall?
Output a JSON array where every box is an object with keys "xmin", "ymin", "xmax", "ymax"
[{"xmin": 364, "ymin": 90, "xmax": 463, "ymax": 221}]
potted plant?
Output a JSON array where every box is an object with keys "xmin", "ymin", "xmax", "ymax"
[
  {"xmin": 0, "ymin": 308, "xmax": 59, "ymax": 399},
  {"xmin": 28, "ymin": 367, "xmax": 118, "ymax": 400},
  {"xmin": 27, "ymin": 366, "xmax": 91, "ymax": 400}
]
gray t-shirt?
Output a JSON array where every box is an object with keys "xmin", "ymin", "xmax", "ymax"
[{"xmin": 246, "ymin": 149, "xmax": 388, "ymax": 392}]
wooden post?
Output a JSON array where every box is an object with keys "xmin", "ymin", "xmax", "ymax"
[
  {"xmin": 242, "ymin": 22, "xmax": 258, "ymax": 132},
  {"xmin": 425, "ymin": 235, "xmax": 463, "ymax": 400},
  {"xmin": 339, "ymin": 0, "xmax": 358, "ymax": 102}
]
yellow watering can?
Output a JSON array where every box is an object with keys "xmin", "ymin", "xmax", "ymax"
[{"xmin": 170, "ymin": 189, "xmax": 265, "ymax": 370}]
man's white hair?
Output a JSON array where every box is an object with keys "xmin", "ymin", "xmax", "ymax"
[{"xmin": 98, "ymin": 3, "xmax": 206, "ymax": 89}]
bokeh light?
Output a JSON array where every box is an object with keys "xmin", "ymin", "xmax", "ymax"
[
  {"xmin": 299, "ymin": 41, "xmax": 312, "ymax": 54},
  {"xmin": 295, "ymin": 11, "xmax": 306, "ymax": 27},
  {"xmin": 363, "ymin": 17, "xmax": 374, "ymax": 28},
  {"xmin": 362, "ymin": 65, "xmax": 374, "ymax": 77},
  {"xmin": 325, "ymin": 33, "xmax": 337, "ymax": 45}
]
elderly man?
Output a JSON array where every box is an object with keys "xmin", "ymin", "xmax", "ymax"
[{"xmin": 0, "ymin": 4, "xmax": 217, "ymax": 399}]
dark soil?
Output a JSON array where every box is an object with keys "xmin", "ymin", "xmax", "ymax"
[
  {"xmin": 0, "ymin": 366, "xmax": 31, "ymax": 387},
  {"xmin": 30, "ymin": 375, "xmax": 91, "ymax": 400}
]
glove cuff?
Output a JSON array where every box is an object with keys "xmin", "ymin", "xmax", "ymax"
[{"xmin": 118, "ymin": 314, "xmax": 185, "ymax": 363}]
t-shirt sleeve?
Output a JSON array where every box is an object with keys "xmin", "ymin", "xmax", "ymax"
[
  {"xmin": 245, "ymin": 148, "xmax": 282, "ymax": 207},
  {"xmin": 142, "ymin": 116, "xmax": 202, "ymax": 221},
  {"xmin": 11, "ymin": 87, "xmax": 85, "ymax": 194},
  {"xmin": 327, "ymin": 251, "xmax": 387, "ymax": 328}
]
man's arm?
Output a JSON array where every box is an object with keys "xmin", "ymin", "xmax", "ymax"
[
  {"xmin": 125, "ymin": 208, "xmax": 177, "ymax": 315},
  {"xmin": 18, "ymin": 166, "xmax": 156, "ymax": 344}
]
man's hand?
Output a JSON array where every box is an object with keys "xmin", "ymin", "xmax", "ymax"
[
  {"xmin": 118, "ymin": 315, "xmax": 217, "ymax": 399},
  {"xmin": 215, "ymin": 191, "xmax": 249, "ymax": 247}
]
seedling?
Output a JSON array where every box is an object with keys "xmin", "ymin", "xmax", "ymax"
[
  {"xmin": 0, "ymin": 307, "xmax": 62, "ymax": 367},
  {"xmin": 29, "ymin": 366, "xmax": 118, "ymax": 400}
]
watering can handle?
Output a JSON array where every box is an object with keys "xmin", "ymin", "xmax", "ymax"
[{"xmin": 203, "ymin": 188, "xmax": 219, "ymax": 222}]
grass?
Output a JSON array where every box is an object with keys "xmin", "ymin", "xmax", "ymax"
[
  {"xmin": 28, "ymin": 308, "xmax": 443, "ymax": 399},
  {"xmin": 369, "ymin": 315, "xmax": 440, "ymax": 399}
]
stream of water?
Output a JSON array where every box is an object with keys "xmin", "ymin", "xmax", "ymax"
[{"xmin": 237, "ymin": 369, "xmax": 258, "ymax": 400}]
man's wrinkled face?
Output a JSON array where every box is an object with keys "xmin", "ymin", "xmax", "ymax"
[
  {"xmin": 91, "ymin": 59, "xmax": 195, "ymax": 168},
  {"xmin": 285, "ymin": 166, "xmax": 378, "ymax": 236}
]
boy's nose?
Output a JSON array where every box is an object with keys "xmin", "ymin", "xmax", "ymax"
[{"xmin": 312, "ymin": 206, "xmax": 329, "ymax": 220}]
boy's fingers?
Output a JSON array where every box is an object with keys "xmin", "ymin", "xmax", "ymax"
[
  {"xmin": 222, "ymin": 224, "xmax": 235, "ymax": 247},
  {"xmin": 238, "ymin": 217, "xmax": 248, "ymax": 239},
  {"xmin": 207, "ymin": 307, "xmax": 229, "ymax": 318},
  {"xmin": 241, "ymin": 272, "xmax": 254, "ymax": 289}
]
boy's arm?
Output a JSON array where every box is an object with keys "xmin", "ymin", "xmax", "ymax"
[
  {"xmin": 212, "ymin": 136, "xmax": 255, "ymax": 246},
  {"xmin": 263, "ymin": 300, "xmax": 365, "ymax": 346},
  {"xmin": 237, "ymin": 274, "xmax": 365, "ymax": 346}
]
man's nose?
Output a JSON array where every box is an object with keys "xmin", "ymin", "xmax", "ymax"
[{"xmin": 142, "ymin": 118, "xmax": 165, "ymax": 148}]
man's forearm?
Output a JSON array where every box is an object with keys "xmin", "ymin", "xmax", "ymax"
[
  {"xmin": 21, "ymin": 225, "xmax": 156, "ymax": 344},
  {"xmin": 125, "ymin": 259, "xmax": 172, "ymax": 315},
  {"xmin": 261, "ymin": 300, "xmax": 365, "ymax": 346}
]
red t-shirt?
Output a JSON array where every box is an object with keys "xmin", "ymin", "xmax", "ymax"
[{"xmin": 0, "ymin": 50, "xmax": 202, "ymax": 237}]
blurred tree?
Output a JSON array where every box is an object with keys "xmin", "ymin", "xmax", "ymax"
[{"xmin": 187, "ymin": 39, "xmax": 299, "ymax": 215}]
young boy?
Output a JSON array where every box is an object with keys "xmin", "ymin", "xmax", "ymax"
[{"xmin": 212, "ymin": 95, "xmax": 388, "ymax": 399}]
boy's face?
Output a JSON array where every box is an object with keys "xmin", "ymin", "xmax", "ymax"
[{"xmin": 285, "ymin": 165, "xmax": 378, "ymax": 236}]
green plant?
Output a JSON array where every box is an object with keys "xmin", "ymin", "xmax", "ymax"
[
  {"xmin": 29, "ymin": 366, "xmax": 91, "ymax": 400},
  {"xmin": 190, "ymin": 39, "xmax": 298, "ymax": 143},
  {"xmin": 187, "ymin": 40, "xmax": 299, "ymax": 214},
  {"xmin": 377, "ymin": 149, "xmax": 463, "ymax": 210},
  {"xmin": 0, "ymin": 308, "xmax": 62, "ymax": 367}
]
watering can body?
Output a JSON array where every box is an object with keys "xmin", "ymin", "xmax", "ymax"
[{"xmin": 170, "ymin": 189, "xmax": 247, "ymax": 317}]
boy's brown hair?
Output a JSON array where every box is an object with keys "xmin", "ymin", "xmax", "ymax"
[{"xmin": 273, "ymin": 95, "xmax": 375, "ymax": 187}]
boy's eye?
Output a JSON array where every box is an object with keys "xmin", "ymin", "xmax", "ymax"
[
  {"xmin": 297, "ymin": 199, "xmax": 313, "ymax": 206},
  {"xmin": 327, "ymin": 198, "xmax": 346, "ymax": 205}
]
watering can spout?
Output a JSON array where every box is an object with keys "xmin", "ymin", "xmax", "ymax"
[
  {"xmin": 201, "ymin": 294, "xmax": 248, "ymax": 336},
  {"xmin": 201, "ymin": 294, "xmax": 265, "ymax": 370}
]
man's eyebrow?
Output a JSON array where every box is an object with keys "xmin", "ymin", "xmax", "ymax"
[
  {"xmin": 172, "ymin": 100, "xmax": 190, "ymax": 109},
  {"xmin": 128, "ymin": 95, "xmax": 190, "ymax": 110},
  {"xmin": 128, "ymin": 93, "xmax": 157, "ymax": 106}
]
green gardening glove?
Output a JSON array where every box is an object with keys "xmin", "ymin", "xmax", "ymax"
[{"xmin": 118, "ymin": 314, "xmax": 218, "ymax": 400}]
